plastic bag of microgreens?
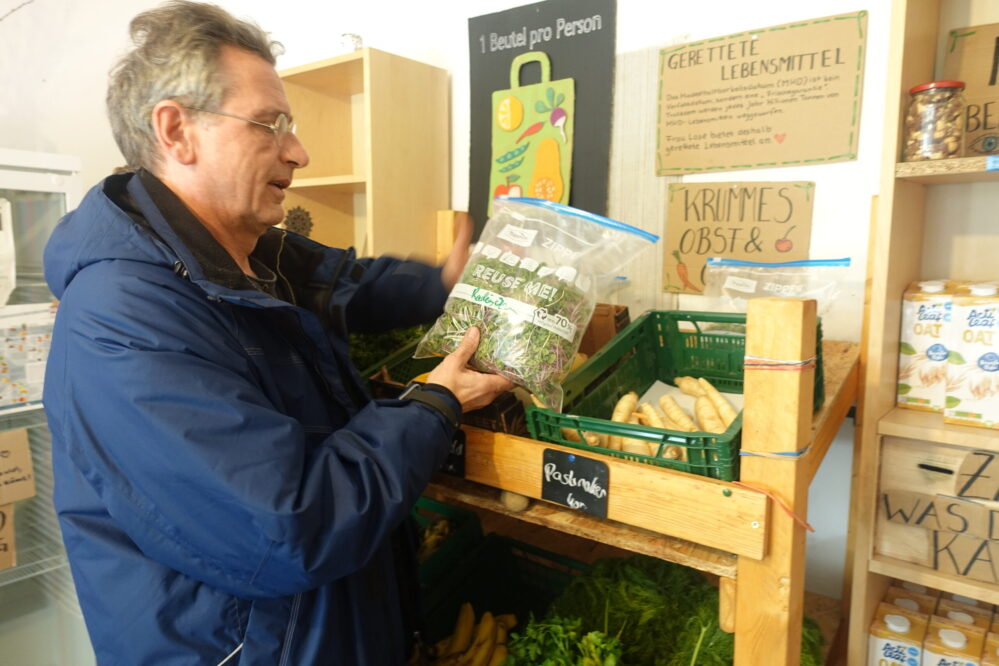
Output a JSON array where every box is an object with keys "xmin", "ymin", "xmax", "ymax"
[{"xmin": 414, "ymin": 197, "xmax": 658, "ymax": 411}]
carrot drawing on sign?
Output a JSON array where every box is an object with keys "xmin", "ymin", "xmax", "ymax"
[{"xmin": 673, "ymin": 250, "xmax": 701, "ymax": 293}]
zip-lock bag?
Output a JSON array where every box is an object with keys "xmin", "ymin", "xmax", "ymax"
[
  {"xmin": 703, "ymin": 257, "xmax": 852, "ymax": 316},
  {"xmin": 488, "ymin": 52, "xmax": 575, "ymax": 216},
  {"xmin": 416, "ymin": 198, "xmax": 657, "ymax": 411}
]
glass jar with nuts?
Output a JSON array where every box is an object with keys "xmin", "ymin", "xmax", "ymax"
[{"xmin": 902, "ymin": 80, "xmax": 965, "ymax": 161}]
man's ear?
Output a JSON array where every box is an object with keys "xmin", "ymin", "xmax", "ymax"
[{"xmin": 150, "ymin": 100, "xmax": 197, "ymax": 165}]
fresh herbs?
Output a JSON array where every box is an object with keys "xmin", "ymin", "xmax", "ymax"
[
  {"xmin": 547, "ymin": 555, "xmax": 824, "ymax": 666},
  {"xmin": 507, "ymin": 615, "xmax": 621, "ymax": 666},
  {"xmin": 416, "ymin": 255, "xmax": 592, "ymax": 411}
]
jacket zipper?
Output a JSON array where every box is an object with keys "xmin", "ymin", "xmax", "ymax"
[{"xmin": 278, "ymin": 592, "xmax": 302, "ymax": 666}]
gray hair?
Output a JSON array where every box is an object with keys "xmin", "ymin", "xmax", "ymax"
[{"xmin": 107, "ymin": 1, "xmax": 283, "ymax": 171}]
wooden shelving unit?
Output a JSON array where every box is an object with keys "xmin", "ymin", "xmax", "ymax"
[
  {"xmin": 845, "ymin": 1, "xmax": 999, "ymax": 663},
  {"xmin": 428, "ymin": 298, "xmax": 860, "ymax": 666},
  {"xmin": 279, "ymin": 48, "xmax": 449, "ymax": 259}
]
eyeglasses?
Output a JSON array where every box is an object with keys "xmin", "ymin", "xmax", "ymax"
[{"xmin": 184, "ymin": 106, "xmax": 296, "ymax": 140}]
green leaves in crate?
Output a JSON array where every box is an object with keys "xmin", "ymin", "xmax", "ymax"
[
  {"xmin": 507, "ymin": 615, "xmax": 622, "ymax": 666},
  {"xmin": 348, "ymin": 324, "xmax": 428, "ymax": 375},
  {"xmin": 546, "ymin": 555, "xmax": 824, "ymax": 666}
]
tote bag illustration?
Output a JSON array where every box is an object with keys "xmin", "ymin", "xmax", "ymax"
[{"xmin": 488, "ymin": 51, "xmax": 575, "ymax": 216}]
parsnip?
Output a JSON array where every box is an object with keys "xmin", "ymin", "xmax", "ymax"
[
  {"xmin": 638, "ymin": 402, "xmax": 667, "ymax": 429},
  {"xmin": 697, "ymin": 377, "xmax": 739, "ymax": 427},
  {"xmin": 695, "ymin": 396, "xmax": 727, "ymax": 434},
  {"xmin": 674, "ymin": 376, "xmax": 706, "ymax": 397},
  {"xmin": 620, "ymin": 413, "xmax": 654, "ymax": 456},
  {"xmin": 608, "ymin": 391, "xmax": 638, "ymax": 451},
  {"xmin": 657, "ymin": 394, "xmax": 697, "ymax": 432}
]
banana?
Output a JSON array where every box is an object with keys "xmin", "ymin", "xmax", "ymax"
[
  {"xmin": 459, "ymin": 611, "xmax": 497, "ymax": 666},
  {"xmin": 486, "ymin": 644, "xmax": 508, "ymax": 666},
  {"xmin": 458, "ymin": 611, "xmax": 496, "ymax": 666},
  {"xmin": 445, "ymin": 602, "xmax": 475, "ymax": 656}
]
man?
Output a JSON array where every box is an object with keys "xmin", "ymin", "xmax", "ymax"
[{"xmin": 42, "ymin": 2, "xmax": 511, "ymax": 664}]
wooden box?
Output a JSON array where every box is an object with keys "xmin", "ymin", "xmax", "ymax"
[
  {"xmin": 875, "ymin": 435, "xmax": 999, "ymax": 589},
  {"xmin": 577, "ymin": 303, "xmax": 629, "ymax": 356}
]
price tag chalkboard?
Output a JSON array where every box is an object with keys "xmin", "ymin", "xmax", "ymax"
[{"xmin": 541, "ymin": 449, "xmax": 609, "ymax": 518}]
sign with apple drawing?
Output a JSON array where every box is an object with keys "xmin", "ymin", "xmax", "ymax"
[
  {"xmin": 663, "ymin": 181, "xmax": 814, "ymax": 294},
  {"xmin": 488, "ymin": 51, "xmax": 575, "ymax": 216}
]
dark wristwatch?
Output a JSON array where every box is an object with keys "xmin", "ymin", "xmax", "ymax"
[{"xmin": 399, "ymin": 383, "xmax": 462, "ymax": 430}]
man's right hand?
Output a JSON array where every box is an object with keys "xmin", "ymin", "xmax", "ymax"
[{"xmin": 427, "ymin": 327, "xmax": 514, "ymax": 412}]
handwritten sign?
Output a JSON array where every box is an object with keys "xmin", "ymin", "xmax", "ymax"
[
  {"xmin": 944, "ymin": 23, "xmax": 999, "ymax": 156},
  {"xmin": 955, "ymin": 450, "xmax": 999, "ymax": 501},
  {"xmin": 0, "ymin": 504, "xmax": 13, "ymax": 571},
  {"xmin": 882, "ymin": 489, "xmax": 996, "ymax": 540},
  {"xmin": 930, "ymin": 530, "xmax": 999, "ymax": 585},
  {"xmin": 663, "ymin": 181, "xmax": 813, "ymax": 293},
  {"xmin": 541, "ymin": 448, "xmax": 609, "ymax": 518},
  {"xmin": 0, "ymin": 429, "xmax": 34, "ymax": 504},
  {"xmin": 657, "ymin": 11, "xmax": 867, "ymax": 174}
]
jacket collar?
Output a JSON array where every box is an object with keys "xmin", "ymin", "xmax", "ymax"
[{"xmin": 125, "ymin": 169, "xmax": 290, "ymax": 303}]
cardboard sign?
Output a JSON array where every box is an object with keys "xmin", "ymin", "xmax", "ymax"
[
  {"xmin": 663, "ymin": 181, "xmax": 813, "ymax": 293},
  {"xmin": 657, "ymin": 11, "xmax": 867, "ymax": 174},
  {"xmin": 0, "ymin": 428, "xmax": 34, "ymax": 504},
  {"xmin": 541, "ymin": 448, "xmax": 609, "ymax": 518},
  {"xmin": 882, "ymin": 489, "xmax": 996, "ymax": 541},
  {"xmin": 0, "ymin": 504, "xmax": 13, "ymax": 571},
  {"xmin": 943, "ymin": 23, "xmax": 999, "ymax": 156}
]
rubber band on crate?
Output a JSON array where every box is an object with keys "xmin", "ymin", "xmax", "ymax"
[
  {"xmin": 743, "ymin": 354, "xmax": 816, "ymax": 371},
  {"xmin": 732, "ymin": 481, "xmax": 815, "ymax": 532},
  {"xmin": 739, "ymin": 443, "xmax": 811, "ymax": 460}
]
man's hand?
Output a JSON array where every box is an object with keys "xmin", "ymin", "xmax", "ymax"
[
  {"xmin": 440, "ymin": 213, "xmax": 473, "ymax": 292},
  {"xmin": 427, "ymin": 327, "xmax": 513, "ymax": 412}
]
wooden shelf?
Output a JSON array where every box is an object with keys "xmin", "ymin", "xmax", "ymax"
[
  {"xmin": 895, "ymin": 156, "xmax": 999, "ymax": 184},
  {"xmin": 289, "ymin": 175, "xmax": 366, "ymax": 192},
  {"xmin": 878, "ymin": 407, "xmax": 999, "ymax": 451},
  {"xmin": 427, "ymin": 338, "xmax": 859, "ymax": 582},
  {"xmin": 425, "ymin": 473, "xmax": 738, "ymax": 579},
  {"xmin": 870, "ymin": 554, "xmax": 999, "ymax": 605}
]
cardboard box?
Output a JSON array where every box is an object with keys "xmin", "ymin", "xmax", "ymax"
[{"xmin": 577, "ymin": 303, "xmax": 630, "ymax": 356}]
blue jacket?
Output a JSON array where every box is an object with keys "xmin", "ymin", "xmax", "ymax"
[{"xmin": 43, "ymin": 171, "xmax": 458, "ymax": 665}]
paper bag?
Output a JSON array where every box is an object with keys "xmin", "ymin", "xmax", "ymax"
[{"xmin": 488, "ymin": 51, "xmax": 574, "ymax": 216}]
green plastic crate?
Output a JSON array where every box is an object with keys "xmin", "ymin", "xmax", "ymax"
[
  {"xmin": 422, "ymin": 533, "xmax": 588, "ymax": 643},
  {"xmin": 413, "ymin": 496, "xmax": 483, "ymax": 588},
  {"xmin": 525, "ymin": 310, "xmax": 824, "ymax": 481}
]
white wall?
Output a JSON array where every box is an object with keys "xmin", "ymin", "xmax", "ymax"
[{"xmin": 1, "ymin": 0, "xmax": 890, "ymax": 642}]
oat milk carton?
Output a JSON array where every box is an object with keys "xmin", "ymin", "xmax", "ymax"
[
  {"xmin": 869, "ymin": 602, "xmax": 927, "ymax": 666},
  {"xmin": 899, "ymin": 280, "xmax": 954, "ymax": 412},
  {"xmin": 945, "ymin": 283, "xmax": 999, "ymax": 429},
  {"xmin": 937, "ymin": 598, "xmax": 993, "ymax": 631},
  {"xmin": 922, "ymin": 616, "xmax": 985, "ymax": 666},
  {"xmin": 982, "ymin": 633, "xmax": 999, "ymax": 666},
  {"xmin": 886, "ymin": 585, "xmax": 939, "ymax": 616}
]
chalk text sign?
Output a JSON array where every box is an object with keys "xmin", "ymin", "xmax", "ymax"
[
  {"xmin": 657, "ymin": 11, "xmax": 867, "ymax": 174},
  {"xmin": 541, "ymin": 448, "xmax": 609, "ymax": 518}
]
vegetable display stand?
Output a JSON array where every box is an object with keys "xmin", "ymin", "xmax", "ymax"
[
  {"xmin": 425, "ymin": 298, "xmax": 860, "ymax": 666},
  {"xmin": 412, "ymin": 496, "xmax": 483, "ymax": 588}
]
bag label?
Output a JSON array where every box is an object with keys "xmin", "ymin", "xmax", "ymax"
[
  {"xmin": 496, "ymin": 224, "xmax": 538, "ymax": 247},
  {"xmin": 452, "ymin": 283, "xmax": 577, "ymax": 342}
]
